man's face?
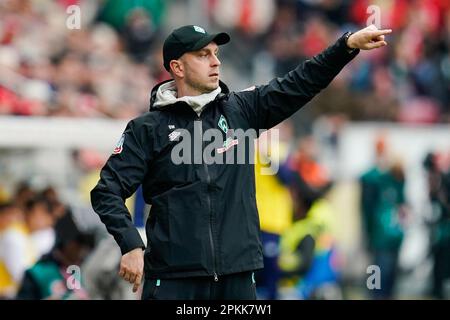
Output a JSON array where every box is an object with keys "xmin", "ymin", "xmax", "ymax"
[
  {"xmin": 179, "ymin": 42, "xmax": 221, "ymax": 94},
  {"xmin": 27, "ymin": 202, "xmax": 54, "ymax": 232},
  {"xmin": 62, "ymin": 241, "xmax": 90, "ymax": 266}
]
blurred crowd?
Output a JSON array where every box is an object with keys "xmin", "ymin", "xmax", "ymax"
[
  {"xmin": 0, "ymin": 0, "xmax": 449, "ymax": 123},
  {"xmin": 254, "ymin": 124, "xmax": 450, "ymax": 300},
  {"xmin": 0, "ymin": 183, "xmax": 89, "ymax": 299},
  {"xmin": 0, "ymin": 180, "xmax": 142, "ymax": 300},
  {"xmin": 0, "ymin": 0, "xmax": 168, "ymax": 119}
]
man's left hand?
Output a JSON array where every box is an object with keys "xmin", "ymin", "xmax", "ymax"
[{"xmin": 347, "ymin": 25, "xmax": 392, "ymax": 50}]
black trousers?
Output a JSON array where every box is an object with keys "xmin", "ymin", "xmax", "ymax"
[{"xmin": 142, "ymin": 271, "xmax": 257, "ymax": 300}]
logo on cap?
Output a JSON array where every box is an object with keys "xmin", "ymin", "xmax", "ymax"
[{"xmin": 193, "ymin": 26, "xmax": 206, "ymax": 34}]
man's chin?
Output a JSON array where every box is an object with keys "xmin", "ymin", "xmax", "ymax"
[
  {"xmin": 203, "ymin": 83, "xmax": 220, "ymax": 93},
  {"xmin": 211, "ymin": 81, "xmax": 220, "ymax": 90}
]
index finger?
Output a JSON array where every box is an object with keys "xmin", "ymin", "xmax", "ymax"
[
  {"xmin": 371, "ymin": 29, "xmax": 392, "ymax": 36},
  {"xmin": 133, "ymin": 273, "xmax": 142, "ymax": 293}
]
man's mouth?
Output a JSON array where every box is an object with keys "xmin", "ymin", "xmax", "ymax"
[{"xmin": 209, "ymin": 73, "xmax": 219, "ymax": 77}]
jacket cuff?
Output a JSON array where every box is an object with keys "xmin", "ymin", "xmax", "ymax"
[
  {"xmin": 118, "ymin": 227, "xmax": 145, "ymax": 255},
  {"xmin": 335, "ymin": 32, "xmax": 360, "ymax": 61}
]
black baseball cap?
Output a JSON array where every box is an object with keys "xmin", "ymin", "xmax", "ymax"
[{"xmin": 163, "ymin": 25, "xmax": 230, "ymax": 72}]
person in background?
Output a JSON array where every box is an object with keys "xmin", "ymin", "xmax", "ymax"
[
  {"xmin": 16, "ymin": 211, "xmax": 95, "ymax": 300},
  {"xmin": 360, "ymin": 133, "xmax": 389, "ymax": 256},
  {"xmin": 24, "ymin": 196, "xmax": 56, "ymax": 259},
  {"xmin": 423, "ymin": 152, "xmax": 450, "ymax": 299},
  {"xmin": 13, "ymin": 182, "xmax": 36, "ymax": 213},
  {"xmin": 41, "ymin": 186, "xmax": 67, "ymax": 220},
  {"xmin": 254, "ymin": 122, "xmax": 294, "ymax": 300},
  {"xmin": 370, "ymin": 159, "xmax": 408, "ymax": 299},
  {"xmin": 0, "ymin": 202, "xmax": 35, "ymax": 299},
  {"xmin": 278, "ymin": 156, "xmax": 340, "ymax": 300}
]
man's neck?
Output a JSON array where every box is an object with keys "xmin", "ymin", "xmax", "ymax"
[{"xmin": 176, "ymin": 81, "xmax": 207, "ymax": 98}]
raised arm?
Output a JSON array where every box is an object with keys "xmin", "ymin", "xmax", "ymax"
[{"xmin": 232, "ymin": 25, "xmax": 392, "ymax": 131}]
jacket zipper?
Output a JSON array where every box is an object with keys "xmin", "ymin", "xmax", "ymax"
[{"xmin": 197, "ymin": 117, "xmax": 219, "ymax": 282}]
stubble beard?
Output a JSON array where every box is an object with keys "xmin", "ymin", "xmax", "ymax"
[{"xmin": 185, "ymin": 72, "xmax": 219, "ymax": 95}]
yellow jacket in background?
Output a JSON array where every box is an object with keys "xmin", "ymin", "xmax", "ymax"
[
  {"xmin": 255, "ymin": 144, "xmax": 293, "ymax": 235},
  {"xmin": 0, "ymin": 223, "xmax": 37, "ymax": 297}
]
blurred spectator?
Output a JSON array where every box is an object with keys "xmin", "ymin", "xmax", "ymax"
[
  {"xmin": 16, "ymin": 211, "xmax": 95, "ymax": 300},
  {"xmin": 369, "ymin": 159, "xmax": 408, "ymax": 299},
  {"xmin": 254, "ymin": 122, "xmax": 294, "ymax": 300},
  {"xmin": 82, "ymin": 236, "xmax": 138, "ymax": 300},
  {"xmin": 0, "ymin": 202, "xmax": 36, "ymax": 299},
  {"xmin": 97, "ymin": 0, "xmax": 166, "ymax": 31},
  {"xmin": 122, "ymin": 8, "xmax": 158, "ymax": 63},
  {"xmin": 41, "ymin": 186, "xmax": 67, "ymax": 220},
  {"xmin": 289, "ymin": 136, "xmax": 330, "ymax": 189},
  {"xmin": 360, "ymin": 133, "xmax": 390, "ymax": 254},
  {"xmin": 278, "ymin": 162, "xmax": 340, "ymax": 300},
  {"xmin": 423, "ymin": 152, "xmax": 450, "ymax": 299},
  {"xmin": 211, "ymin": 0, "xmax": 275, "ymax": 35},
  {"xmin": 0, "ymin": 186, "xmax": 9, "ymax": 205},
  {"xmin": 1, "ymin": 202, "xmax": 20, "ymax": 298},
  {"xmin": 13, "ymin": 182, "xmax": 35, "ymax": 211},
  {"xmin": 24, "ymin": 195, "xmax": 56, "ymax": 258},
  {"xmin": 359, "ymin": 135, "xmax": 410, "ymax": 299},
  {"xmin": 264, "ymin": 1, "xmax": 302, "ymax": 76}
]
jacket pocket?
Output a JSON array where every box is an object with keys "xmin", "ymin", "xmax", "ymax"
[
  {"xmin": 147, "ymin": 182, "xmax": 210, "ymax": 273},
  {"xmin": 146, "ymin": 192, "xmax": 171, "ymax": 270},
  {"xmin": 167, "ymin": 181, "xmax": 210, "ymax": 271}
]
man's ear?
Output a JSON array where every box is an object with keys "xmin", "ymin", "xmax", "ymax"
[{"xmin": 170, "ymin": 60, "xmax": 184, "ymax": 78}]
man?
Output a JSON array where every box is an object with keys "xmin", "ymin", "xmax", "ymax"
[{"xmin": 91, "ymin": 24, "xmax": 392, "ymax": 299}]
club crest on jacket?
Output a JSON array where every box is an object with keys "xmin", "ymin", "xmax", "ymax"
[{"xmin": 113, "ymin": 134, "xmax": 125, "ymax": 155}]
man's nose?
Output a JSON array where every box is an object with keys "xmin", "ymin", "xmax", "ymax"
[{"xmin": 211, "ymin": 54, "xmax": 221, "ymax": 67}]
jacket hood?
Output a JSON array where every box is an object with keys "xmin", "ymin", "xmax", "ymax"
[{"xmin": 149, "ymin": 79, "xmax": 230, "ymax": 112}]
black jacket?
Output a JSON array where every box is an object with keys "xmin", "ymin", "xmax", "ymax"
[{"xmin": 90, "ymin": 34, "xmax": 359, "ymax": 280}]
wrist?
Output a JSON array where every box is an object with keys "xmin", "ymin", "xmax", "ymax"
[
  {"xmin": 344, "ymin": 31, "xmax": 358, "ymax": 53},
  {"xmin": 344, "ymin": 32, "xmax": 356, "ymax": 49}
]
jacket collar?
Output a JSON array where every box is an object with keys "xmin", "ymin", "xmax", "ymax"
[{"xmin": 149, "ymin": 79, "xmax": 230, "ymax": 112}]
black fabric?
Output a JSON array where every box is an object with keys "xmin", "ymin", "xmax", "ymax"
[
  {"xmin": 91, "ymin": 33, "xmax": 359, "ymax": 280},
  {"xmin": 141, "ymin": 271, "xmax": 256, "ymax": 300},
  {"xmin": 16, "ymin": 271, "xmax": 42, "ymax": 300},
  {"xmin": 15, "ymin": 254, "xmax": 58, "ymax": 300},
  {"xmin": 54, "ymin": 211, "xmax": 95, "ymax": 250}
]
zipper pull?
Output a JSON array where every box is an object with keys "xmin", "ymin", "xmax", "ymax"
[{"xmin": 214, "ymin": 273, "xmax": 219, "ymax": 282}]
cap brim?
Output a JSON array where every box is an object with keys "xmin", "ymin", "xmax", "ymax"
[{"xmin": 191, "ymin": 32, "xmax": 230, "ymax": 51}]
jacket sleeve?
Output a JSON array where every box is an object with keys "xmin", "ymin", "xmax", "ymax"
[
  {"xmin": 232, "ymin": 33, "xmax": 359, "ymax": 131},
  {"xmin": 90, "ymin": 119, "xmax": 152, "ymax": 255}
]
